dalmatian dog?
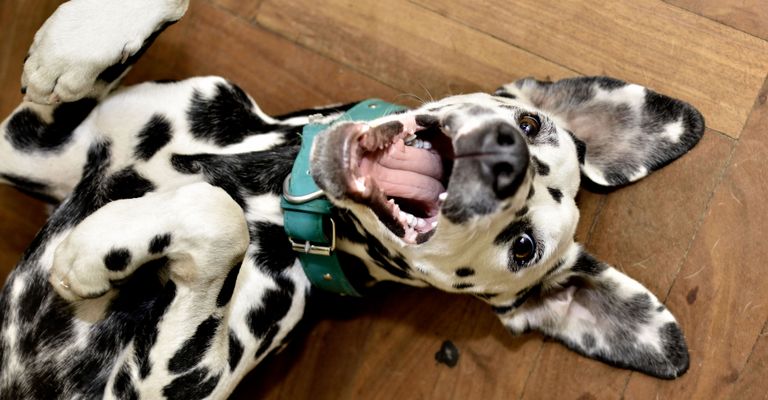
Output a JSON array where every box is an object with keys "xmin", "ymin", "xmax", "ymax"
[{"xmin": 0, "ymin": 0, "xmax": 704, "ymax": 398}]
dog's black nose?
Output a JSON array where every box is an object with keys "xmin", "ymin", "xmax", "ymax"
[{"xmin": 480, "ymin": 122, "xmax": 530, "ymax": 198}]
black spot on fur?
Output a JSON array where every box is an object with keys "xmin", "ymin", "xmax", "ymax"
[
  {"xmin": 187, "ymin": 82, "xmax": 283, "ymax": 146},
  {"xmin": 656, "ymin": 305, "xmax": 666, "ymax": 312},
  {"xmin": 492, "ymin": 304, "xmax": 514, "ymax": 314},
  {"xmin": 104, "ymin": 248, "xmax": 132, "ymax": 271},
  {"xmin": 97, "ymin": 21, "xmax": 175, "ymax": 83},
  {"xmin": 572, "ymin": 251, "xmax": 607, "ymax": 276},
  {"xmin": 494, "ymin": 91, "xmax": 517, "ymax": 100},
  {"xmin": 248, "ymin": 276, "xmax": 295, "ymax": 341},
  {"xmin": 547, "ymin": 187, "xmax": 563, "ymax": 203},
  {"xmin": 134, "ymin": 114, "xmax": 172, "ymax": 160},
  {"xmin": 567, "ymin": 131, "xmax": 587, "ymax": 164},
  {"xmin": 134, "ymin": 280, "xmax": 177, "ymax": 379},
  {"xmin": 161, "ymin": 367, "xmax": 220, "ymax": 400},
  {"xmin": 216, "ymin": 263, "xmax": 241, "ymax": 307},
  {"xmin": 171, "ymin": 145, "xmax": 299, "ymax": 207},
  {"xmin": 249, "ymin": 222, "xmax": 295, "ymax": 276},
  {"xmin": 113, "ymin": 363, "xmax": 138, "ymax": 400},
  {"xmin": 455, "ymin": 267, "xmax": 475, "ymax": 277},
  {"xmin": 514, "ymin": 206, "xmax": 529, "ymax": 218},
  {"xmin": 255, "ymin": 326, "xmax": 280, "ymax": 359},
  {"xmin": 148, "ymin": 233, "xmax": 172, "ymax": 254},
  {"xmin": 660, "ymin": 322, "xmax": 689, "ymax": 375},
  {"xmin": 415, "ymin": 114, "xmax": 440, "ymax": 128},
  {"xmin": 5, "ymin": 98, "xmax": 97, "ymax": 152},
  {"xmin": 512, "ymin": 284, "xmax": 542, "ymax": 309},
  {"xmin": 582, "ymin": 333, "xmax": 596, "ymax": 349},
  {"xmin": 168, "ymin": 316, "xmax": 221, "ymax": 374},
  {"xmin": 105, "ymin": 168, "xmax": 155, "ymax": 201},
  {"xmin": 434, "ymin": 340, "xmax": 460, "ymax": 367},
  {"xmin": 531, "ymin": 156, "xmax": 550, "ymax": 176},
  {"xmin": 527, "ymin": 186, "xmax": 535, "ymax": 200},
  {"xmin": 228, "ymin": 332, "xmax": 244, "ymax": 371}
]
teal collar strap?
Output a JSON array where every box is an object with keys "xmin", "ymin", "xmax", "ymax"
[{"xmin": 281, "ymin": 99, "xmax": 406, "ymax": 296}]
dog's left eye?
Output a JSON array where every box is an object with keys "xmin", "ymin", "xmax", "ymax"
[
  {"xmin": 512, "ymin": 233, "xmax": 536, "ymax": 264},
  {"xmin": 518, "ymin": 114, "xmax": 541, "ymax": 136}
]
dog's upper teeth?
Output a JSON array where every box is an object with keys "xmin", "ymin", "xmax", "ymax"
[
  {"xmin": 438, "ymin": 192, "xmax": 448, "ymax": 201},
  {"xmin": 404, "ymin": 133, "xmax": 417, "ymax": 144},
  {"xmin": 405, "ymin": 213, "xmax": 415, "ymax": 226}
]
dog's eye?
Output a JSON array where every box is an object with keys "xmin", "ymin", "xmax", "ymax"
[
  {"xmin": 518, "ymin": 115, "xmax": 541, "ymax": 136},
  {"xmin": 512, "ymin": 233, "xmax": 536, "ymax": 264}
]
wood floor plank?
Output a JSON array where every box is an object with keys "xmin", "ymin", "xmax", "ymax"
[
  {"xmin": 666, "ymin": 0, "xmax": 768, "ymax": 41},
  {"xmin": 623, "ymin": 78, "xmax": 768, "ymax": 399},
  {"xmin": 126, "ymin": 1, "xmax": 402, "ymax": 115},
  {"xmin": 233, "ymin": 287, "xmax": 547, "ymax": 399},
  {"xmin": 256, "ymin": 0, "xmax": 577, "ymax": 101},
  {"xmin": 730, "ymin": 322, "xmax": 768, "ymax": 400},
  {"xmin": 412, "ymin": 0, "xmax": 768, "ymax": 139}
]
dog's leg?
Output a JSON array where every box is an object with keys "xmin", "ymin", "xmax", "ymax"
[
  {"xmin": 45, "ymin": 182, "xmax": 308, "ymax": 398},
  {"xmin": 22, "ymin": 0, "xmax": 188, "ymax": 104},
  {"xmin": 49, "ymin": 182, "xmax": 248, "ymax": 301}
]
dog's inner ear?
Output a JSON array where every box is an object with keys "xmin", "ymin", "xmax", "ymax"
[
  {"xmin": 498, "ymin": 77, "xmax": 705, "ymax": 187},
  {"xmin": 497, "ymin": 249, "xmax": 689, "ymax": 379}
]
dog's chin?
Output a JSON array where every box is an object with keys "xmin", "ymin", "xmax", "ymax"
[{"xmin": 313, "ymin": 115, "xmax": 454, "ymax": 244}]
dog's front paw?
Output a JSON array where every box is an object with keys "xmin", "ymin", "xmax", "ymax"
[{"xmin": 22, "ymin": 0, "xmax": 187, "ymax": 104}]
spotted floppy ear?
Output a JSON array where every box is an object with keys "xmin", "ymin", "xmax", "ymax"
[
  {"xmin": 495, "ymin": 76, "xmax": 705, "ymax": 187},
  {"xmin": 497, "ymin": 246, "xmax": 689, "ymax": 379}
]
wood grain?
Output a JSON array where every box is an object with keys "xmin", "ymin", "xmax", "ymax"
[
  {"xmin": 256, "ymin": 0, "xmax": 577, "ymax": 101},
  {"xmin": 666, "ymin": 0, "xmax": 768, "ymax": 41},
  {"xmin": 411, "ymin": 0, "xmax": 768, "ymax": 139}
]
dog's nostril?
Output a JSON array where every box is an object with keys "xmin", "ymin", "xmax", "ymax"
[
  {"xmin": 496, "ymin": 123, "xmax": 517, "ymax": 146},
  {"xmin": 493, "ymin": 162, "xmax": 518, "ymax": 198}
]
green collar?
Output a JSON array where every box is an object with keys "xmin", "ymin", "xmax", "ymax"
[{"xmin": 281, "ymin": 99, "xmax": 406, "ymax": 296}]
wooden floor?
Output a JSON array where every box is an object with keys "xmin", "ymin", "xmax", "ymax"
[{"xmin": 2, "ymin": 0, "xmax": 768, "ymax": 399}]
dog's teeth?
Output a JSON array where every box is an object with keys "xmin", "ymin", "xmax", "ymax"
[
  {"xmin": 399, "ymin": 211, "xmax": 407, "ymax": 222},
  {"xmin": 404, "ymin": 133, "xmax": 417, "ymax": 144},
  {"xmin": 416, "ymin": 218, "xmax": 426, "ymax": 229},
  {"xmin": 405, "ymin": 213, "xmax": 415, "ymax": 226},
  {"xmin": 355, "ymin": 177, "xmax": 367, "ymax": 192},
  {"xmin": 431, "ymin": 221, "xmax": 438, "ymax": 228},
  {"xmin": 422, "ymin": 141, "xmax": 432, "ymax": 149},
  {"xmin": 438, "ymin": 192, "xmax": 448, "ymax": 201}
]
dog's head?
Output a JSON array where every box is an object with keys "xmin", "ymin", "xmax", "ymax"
[{"xmin": 311, "ymin": 76, "xmax": 703, "ymax": 379}]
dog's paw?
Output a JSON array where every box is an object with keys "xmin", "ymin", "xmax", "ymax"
[{"xmin": 22, "ymin": 0, "xmax": 188, "ymax": 104}]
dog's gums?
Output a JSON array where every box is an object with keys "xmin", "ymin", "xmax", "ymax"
[{"xmin": 337, "ymin": 117, "xmax": 454, "ymax": 244}]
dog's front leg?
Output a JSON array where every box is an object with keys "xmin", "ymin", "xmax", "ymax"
[
  {"xmin": 49, "ymin": 182, "xmax": 248, "ymax": 302},
  {"xmin": 22, "ymin": 0, "xmax": 189, "ymax": 104}
]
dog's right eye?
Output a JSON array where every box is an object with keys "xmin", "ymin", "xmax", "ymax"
[
  {"xmin": 518, "ymin": 114, "xmax": 541, "ymax": 136},
  {"xmin": 511, "ymin": 233, "xmax": 536, "ymax": 265}
]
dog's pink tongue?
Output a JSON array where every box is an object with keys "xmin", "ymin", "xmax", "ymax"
[{"xmin": 360, "ymin": 139, "xmax": 444, "ymax": 213}]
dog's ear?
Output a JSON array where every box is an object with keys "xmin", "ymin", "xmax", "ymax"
[
  {"xmin": 497, "ymin": 246, "xmax": 689, "ymax": 379},
  {"xmin": 495, "ymin": 77, "xmax": 705, "ymax": 187}
]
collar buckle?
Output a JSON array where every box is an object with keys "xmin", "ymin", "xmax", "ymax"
[{"xmin": 289, "ymin": 218, "xmax": 336, "ymax": 256}]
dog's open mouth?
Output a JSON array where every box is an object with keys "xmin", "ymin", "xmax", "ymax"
[{"xmin": 339, "ymin": 115, "xmax": 454, "ymax": 244}]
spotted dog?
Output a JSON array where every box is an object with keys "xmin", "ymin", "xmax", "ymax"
[{"xmin": 0, "ymin": 0, "xmax": 704, "ymax": 398}]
